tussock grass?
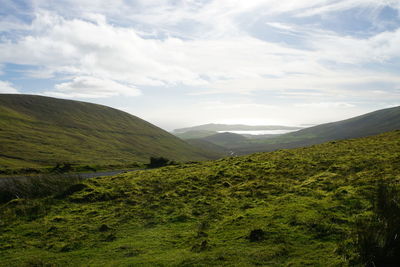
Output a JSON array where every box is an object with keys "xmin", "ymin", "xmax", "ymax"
[
  {"xmin": 1, "ymin": 131, "xmax": 400, "ymax": 266},
  {"xmin": 0, "ymin": 174, "xmax": 83, "ymax": 203}
]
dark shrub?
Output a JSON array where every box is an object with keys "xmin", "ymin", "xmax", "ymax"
[
  {"xmin": 146, "ymin": 157, "xmax": 174, "ymax": 168},
  {"xmin": 51, "ymin": 163, "xmax": 73, "ymax": 173},
  {"xmin": 248, "ymin": 229, "xmax": 266, "ymax": 242},
  {"xmin": 354, "ymin": 182, "xmax": 400, "ymax": 266}
]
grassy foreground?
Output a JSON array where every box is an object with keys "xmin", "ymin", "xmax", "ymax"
[{"xmin": 1, "ymin": 131, "xmax": 400, "ymax": 266}]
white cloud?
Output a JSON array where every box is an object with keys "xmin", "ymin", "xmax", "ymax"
[
  {"xmin": 0, "ymin": 0, "xmax": 399, "ymax": 129},
  {"xmin": 297, "ymin": 0, "xmax": 400, "ymax": 17},
  {"xmin": 0, "ymin": 80, "xmax": 19, "ymax": 94},
  {"xmin": 311, "ymin": 28, "xmax": 400, "ymax": 64},
  {"xmin": 44, "ymin": 76, "xmax": 140, "ymax": 98},
  {"xmin": 0, "ymin": 10, "xmax": 398, "ymax": 99},
  {"xmin": 295, "ymin": 102, "xmax": 355, "ymax": 108}
]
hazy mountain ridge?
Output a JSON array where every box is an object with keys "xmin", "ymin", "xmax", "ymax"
[
  {"xmin": 173, "ymin": 130, "xmax": 219, "ymax": 140},
  {"xmin": 0, "ymin": 94, "xmax": 218, "ymax": 171},
  {"xmin": 173, "ymin": 123, "xmax": 302, "ymax": 133},
  {"xmin": 232, "ymin": 105, "xmax": 400, "ymax": 154},
  {"xmin": 184, "ymin": 106, "xmax": 400, "ymax": 155}
]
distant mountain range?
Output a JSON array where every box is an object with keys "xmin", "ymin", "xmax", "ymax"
[
  {"xmin": 173, "ymin": 123, "xmax": 302, "ymax": 133},
  {"xmin": 173, "ymin": 123, "xmax": 302, "ymax": 139},
  {"xmin": 0, "ymin": 94, "xmax": 218, "ymax": 172},
  {"xmin": 183, "ymin": 106, "xmax": 400, "ymax": 155}
]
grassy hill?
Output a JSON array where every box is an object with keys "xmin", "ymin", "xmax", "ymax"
[
  {"xmin": 203, "ymin": 132, "xmax": 247, "ymax": 147},
  {"xmin": 185, "ymin": 138, "xmax": 229, "ymax": 156},
  {"xmin": 0, "ymin": 94, "xmax": 217, "ymax": 173},
  {"xmin": 174, "ymin": 130, "xmax": 218, "ymax": 140},
  {"xmin": 1, "ymin": 131, "xmax": 399, "ymax": 266},
  {"xmin": 230, "ymin": 106, "xmax": 400, "ymax": 154}
]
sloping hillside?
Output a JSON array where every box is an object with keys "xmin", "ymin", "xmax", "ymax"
[
  {"xmin": 203, "ymin": 132, "xmax": 247, "ymax": 147},
  {"xmin": 0, "ymin": 94, "xmax": 216, "ymax": 171},
  {"xmin": 1, "ymin": 131, "xmax": 399, "ymax": 266},
  {"xmin": 233, "ymin": 106, "xmax": 400, "ymax": 154},
  {"xmin": 174, "ymin": 130, "xmax": 218, "ymax": 140},
  {"xmin": 185, "ymin": 138, "xmax": 229, "ymax": 156}
]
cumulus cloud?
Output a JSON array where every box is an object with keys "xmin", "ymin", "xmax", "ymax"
[
  {"xmin": 0, "ymin": 81, "xmax": 19, "ymax": 94},
  {"xmin": 0, "ymin": 0, "xmax": 399, "ymax": 126},
  {"xmin": 1, "ymin": 10, "xmax": 399, "ymax": 99},
  {"xmin": 44, "ymin": 76, "xmax": 140, "ymax": 98}
]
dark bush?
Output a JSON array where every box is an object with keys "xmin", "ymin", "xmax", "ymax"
[
  {"xmin": 247, "ymin": 229, "xmax": 266, "ymax": 242},
  {"xmin": 51, "ymin": 163, "xmax": 73, "ymax": 173},
  {"xmin": 354, "ymin": 182, "xmax": 400, "ymax": 266},
  {"xmin": 146, "ymin": 157, "xmax": 174, "ymax": 168}
]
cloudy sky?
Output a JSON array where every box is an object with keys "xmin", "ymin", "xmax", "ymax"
[{"xmin": 0, "ymin": 0, "xmax": 399, "ymax": 130}]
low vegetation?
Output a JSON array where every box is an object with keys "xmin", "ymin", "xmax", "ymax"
[
  {"xmin": 349, "ymin": 182, "xmax": 400, "ymax": 266},
  {"xmin": 0, "ymin": 174, "xmax": 84, "ymax": 204},
  {"xmin": 0, "ymin": 131, "xmax": 399, "ymax": 266},
  {"xmin": 0, "ymin": 162, "xmax": 143, "ymax": 176}
]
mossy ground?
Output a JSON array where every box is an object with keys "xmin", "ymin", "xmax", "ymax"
[{"xmin": 1, "ymin": 131, "xmax": 400, "ymax": 266}]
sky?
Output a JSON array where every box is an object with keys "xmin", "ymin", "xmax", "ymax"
[{"xmin": 0, "ymin": 0, "xmax": 399, "ymax": 130}]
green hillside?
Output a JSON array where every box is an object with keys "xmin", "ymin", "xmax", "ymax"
[
  {"xmin": 231, "ymin": 106, "xmax": 400, "ymax": 154},
  {"xmin": 174, "ymin": 130, "xmax": 218, "ymax": 140},
  {"xmin": 0, "ymin": 94, "xmax": 217, "ymax": 172},
  {"xmin": 185, "ymin": 138, "xmax": 230, "ymax": 156},
  {"xmin": 1, "ymin": 131, "xmax": 399, "ymax": 266},
  {"xmin": 203, "ymin": 132, "xmax": 247, "ymax": 147}
]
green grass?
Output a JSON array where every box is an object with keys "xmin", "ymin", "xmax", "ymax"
[
  {"xmin": 1, "ymin": 131, "xmax": 400, "ymax": 266},
  {"xmin": 0, "ymin": 174, "xmax": 84, "ymax": 203},
  {"xmin": 185, "ymin": 138, "xmax": 228, "ymax": 156},
  {"xmin": 174, "ymin": 130, "xmax": 218, "ymax": 139},
  {"xmin": 0, "ymin": 94, "xmax": 219, "ymax": 172}
]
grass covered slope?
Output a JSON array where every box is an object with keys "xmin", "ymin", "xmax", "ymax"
[
  {"xmin": 203, "ymin": 132, "xmax": 247, "ymax": 147},
  {"xmin": 185, "ymin": 138, "xmax": 229, "ymax": 156},
  {"xmin": 234, "ymin": 105, "xmax": 400, "ymax": 154},
  {"xmin": 1, "ymin": 131, "xmax": 400, "ymax": 266},
  {"xmin": 0, "ymin": 94, "xmax": 216, "ymax": 170},
  {"xmin": 174, "ymin": 130, "xmax": 218, "ymax": 140},
  {"xmin": 274, "ymin": 105, "xmax": 400, "ymax": 143}
]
